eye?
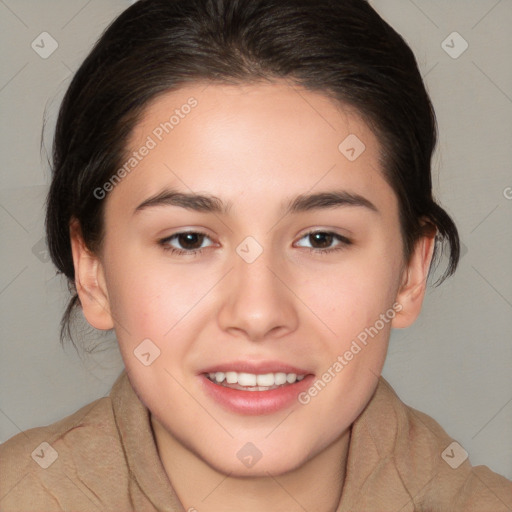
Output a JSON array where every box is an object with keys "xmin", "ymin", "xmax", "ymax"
[
  {"xmin": 295, "ymin": 230, "xmax": 352, "ymax": 253},
  {"xmin": 158, "ymin": 229, "xmax": 351, "ymax": 257},
  {"xmin": 159, "ymin": 231, "xmax": 214, "ymax": 255}
]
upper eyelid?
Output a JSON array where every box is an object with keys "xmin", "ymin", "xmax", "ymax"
[{"xmin": 299, "ymin": 229, "xmax": 350, "ymax": 238}]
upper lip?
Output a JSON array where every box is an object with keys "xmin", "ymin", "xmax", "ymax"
[{"xmin": 200, "ymin": 360, "xmax": 311, "ymax": 376}]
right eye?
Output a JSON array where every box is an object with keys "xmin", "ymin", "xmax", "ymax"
[{"xmin": 158, "ymin": 231, "xmax": 215, "ymax": 256}]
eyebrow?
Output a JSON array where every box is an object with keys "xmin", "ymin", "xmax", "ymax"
[{"xmin": 134, "ymin": 188, "xmax": 379, "ymax": 216}]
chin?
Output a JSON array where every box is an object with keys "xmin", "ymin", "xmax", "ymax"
[
  {"xmin": 195, "ymin": 436, "xmax": 313, "ymax": 478},
  {"xmin": 206, "ymin": 452, "xmax": 306, "ymax": 478}
]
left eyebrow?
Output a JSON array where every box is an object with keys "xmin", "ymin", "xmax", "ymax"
[
  {"xmin": 284, "ymin": 190, "xmax": 379, "ymax": 216},
  {"xmin": 133, "ymin": 188, "xmax": 379, "ymax": 216}
]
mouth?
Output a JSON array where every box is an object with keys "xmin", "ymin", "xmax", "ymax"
[
  {"xmin": 199, "ymin": 362, "xmax": 314, "ymax": 415},
  {"xmin": 204, "ymin": 371, "xmax": 306, "ymax": 391}
]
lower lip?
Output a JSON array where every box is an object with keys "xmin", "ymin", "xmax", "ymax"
[{"xmin": 200, "ymin": 374, "xmax": 314, "ymax": 415}]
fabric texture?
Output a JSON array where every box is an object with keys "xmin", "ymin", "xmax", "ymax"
[{"xmin": 1, "ymin": 370, "xmax": 511, "ymax": 511}]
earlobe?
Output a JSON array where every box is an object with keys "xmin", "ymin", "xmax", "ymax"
[
  {"xmin": 69, "ymin": 219, "xmax": 114, "ymax": 330},
  {"xmin": 392, "ymin": 229, "xmax": 436, "ymax": 329}
]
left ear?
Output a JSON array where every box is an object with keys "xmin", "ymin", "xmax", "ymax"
[{"xmin": 392, "ymin": 226, "xmax": 437, "ymax": 329}]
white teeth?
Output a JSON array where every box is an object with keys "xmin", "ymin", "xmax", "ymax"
[
  {"xmin": 274, "ymin": 372, "xmax": 287, "ymax": 385},
  {"xmin": 238, "ymin": 372, "xmax": 257, "ymax": 386},
  {"xmin": 207, "ymin": 371, "xmax": 306, "ymax": 387},
  {"xmin": 286, "ymin": 373, "xmax": 297, "ymax": 383},
  {"xmin": 256, "ymin": 373, "xmax": 275, "ymax": 387},
  {"xmin": 211, "ymin": 371, "xmax": 224, "ymax": 382},
  {"xmin": 225, "ymin": 371, "xmax": 237, "ymax": 384}
]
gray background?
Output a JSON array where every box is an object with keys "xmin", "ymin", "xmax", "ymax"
[{"xmin": 0, "ymin": 0, "xmax": 511, "ymax": 481}]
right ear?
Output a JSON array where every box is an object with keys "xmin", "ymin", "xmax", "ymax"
[{"xmin": 69, "ymin": 219, "xmax": 114, "ymax": 330}]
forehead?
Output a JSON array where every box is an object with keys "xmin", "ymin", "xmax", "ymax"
[
  {"xmin": 133, "ymin": 81, "xmax": 377, "ymax": 155},
  {"xmin": 108, "ymin": 81, "xmax": 395, "ymax": 216}
]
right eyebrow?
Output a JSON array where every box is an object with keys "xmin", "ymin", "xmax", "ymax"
[{"xmin": 134, "ymin": 189, "xmax": 232, "ymax": 215}]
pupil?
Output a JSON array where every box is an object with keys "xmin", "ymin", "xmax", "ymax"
[
  {"xmin": 179, "ymin": 233, "xmax": 203, "ymax": 249},
  {"xmin": 311, "ymin": 232, "xmax": 332, "ymax": 248}
]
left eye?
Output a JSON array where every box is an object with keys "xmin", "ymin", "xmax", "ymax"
[{"xmin": 295, "ymin": 231, "xmax": 350, "ymax": 251}]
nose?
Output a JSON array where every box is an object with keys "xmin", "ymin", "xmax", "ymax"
[{"xmin": 217, "ymin": 246, "xmax": 299, "ymax": 341}]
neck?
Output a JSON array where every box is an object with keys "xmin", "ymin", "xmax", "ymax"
[{"xmin": 151, "ymin": 416, "xmax": 351, "ymax": 512}]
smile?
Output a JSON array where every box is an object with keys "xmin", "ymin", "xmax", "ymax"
[
  {"xmin": 205, "ymin": 371, "xmax": 306, "ymax": 391},
  {"xmin": 201, "ymin": 370, "xmax": 313, "ymax": 415}
]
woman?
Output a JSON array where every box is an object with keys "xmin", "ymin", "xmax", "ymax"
[{"xmin": 1, "ymin": 0, "xmax": 510, "ymax": 510}]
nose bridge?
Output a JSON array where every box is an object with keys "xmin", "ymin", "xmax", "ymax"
[
  {"xmin": 217, "ymin": 239, "xmax": 298, "ymax": 339},
  {"xmin": 235, "ymin": 245, "xmax": 277, "ymax": 299}
]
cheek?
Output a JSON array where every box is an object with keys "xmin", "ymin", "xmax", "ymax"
[
  {"xmin": 103, "ymin": 250, "xmax": 223, "ymax": 352},
  {"xmin": 102, "ymin": 250, "xmax": 179, "ymax": 336},
  {"xmin": 299, "ymin": 253, "xmax": 399, "ymax": 336}
]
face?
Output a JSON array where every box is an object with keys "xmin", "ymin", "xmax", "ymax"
[{"xmin": 74, "ymin": 81, "xmax": 430, "ymax": 477}]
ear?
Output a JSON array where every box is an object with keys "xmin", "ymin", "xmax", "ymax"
[
  {"xmin": 69, "ymin": 219, "xmax": 114, "ymax": 330},
  {"xmin": 392, "ymin": 227, "xmax": 436, "ymax": 329}
]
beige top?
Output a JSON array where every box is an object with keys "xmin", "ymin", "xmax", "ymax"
[{"xmin": 1, "ymin": 370, "xmax": 511, "ymax": 511}]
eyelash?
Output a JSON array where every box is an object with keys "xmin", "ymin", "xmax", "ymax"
[{"xmin": 158, "ymin": 230, "xmax": 352, "ymax": 257}]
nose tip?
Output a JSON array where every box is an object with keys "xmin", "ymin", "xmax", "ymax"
[{"xmin": 217, "ymin": 247, "xmax": 299, "ymax": 341}]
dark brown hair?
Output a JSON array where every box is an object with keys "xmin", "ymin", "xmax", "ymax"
[{"xmin": 45, "ymin": 0, "xmax": 460, "ymax": 346}]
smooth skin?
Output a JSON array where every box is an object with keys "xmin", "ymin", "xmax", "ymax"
[{"xmin": 70, "ymin": 81, "xmax": 435, "ymax": 512}]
